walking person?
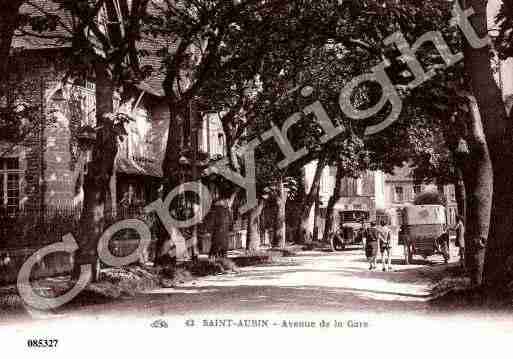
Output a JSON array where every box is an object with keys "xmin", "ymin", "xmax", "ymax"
[
  {"xmin": 379, "ymin": 220, "xmax": 393, "ymax": 271},
  {"xmin": 364, "ymin": 221, "xmax": 380, "ymax": 270}
]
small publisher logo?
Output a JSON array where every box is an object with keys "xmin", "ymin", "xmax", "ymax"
[
  {"xmin": 185, "ymin": 319, "xmax": 195, "ymax": 327},
  {"xmin": 150, "ymin": 319, "xmax": 168, "ymax": 328}
]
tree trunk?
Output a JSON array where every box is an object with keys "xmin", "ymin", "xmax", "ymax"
[
  {"xmin": 286, "ymin": 168, "xmax": 304, "ymax": 243},
  {"xmin": 323, "ymin": 160, "xmax": 344, "ymax": 248},
  {"xmin": 221, "ymin": 115, "xmax": 239, "ymax": 171},
  {"xmin": 74, "ymin": 61, "xmax": 115, "ymax": 281},
  {"xmin": 273, "ymin": 179, "xmax": 287, "ymax": 248},
  {"xmin": 297, "ymin": 154, "xmax": 328, "ymax": 244},
  {"xmin": 461, "ymin": 96, "xmax": 493, "ymax": 287},
  {"xmin": 75, "ymin": 177, "xmax": 105, "ymax": 280},
  {"xmin": 246, "ymin": 200, "xmax": 264, "ymax": 252},
  {"xmin": 160, "ymin": 82, "xmax": 185, "ymax": 259},
  {"xmin": 463, "ymin": 0, "xmax": 513, "ymax": 290}
]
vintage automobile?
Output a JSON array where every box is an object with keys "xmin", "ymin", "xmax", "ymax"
[
  {"xmin": 398, "ymin": 204, "xmax": 450, "ymax": 264},
  {"xmin": 331, "ymin": 210, "xmax": 369, "ymax": 251}
]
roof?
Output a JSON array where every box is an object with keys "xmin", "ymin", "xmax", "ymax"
[
  {"xmin": 12, "ymin": 0, "xmax": 175, "ymax": 98},
  {"xmin": 14, "ymin": 1, "xmax": 74, "ymax": 49},
  {"xmin": 136, "ymin": 35, "xmax": 171, "ymax": 97}
]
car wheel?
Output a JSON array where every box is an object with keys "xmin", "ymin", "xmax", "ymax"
[{"xmin": 334, "ymin": 238, "xmax": 345, "ymax": 251}]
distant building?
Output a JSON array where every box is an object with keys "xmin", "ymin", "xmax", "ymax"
[
  {"xmin": 384, "ymin": 165, "xmax": 458, "ymax": 227},
  {"xmin": 304, "ymin": 162, "xmax": 458, "ymax": 238},
  {"xmin": 0, "ymin": 1, "xmax": 223, "ymax": 218}
]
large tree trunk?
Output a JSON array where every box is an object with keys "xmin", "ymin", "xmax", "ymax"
[
  {"xmin": 246, "ymin": 200, "xmax": 264, "ymax": 252},
  {"xmin": 323, "ymin": 161, "xmax": 344, "ymax": 248},
  {"xmin": 273, "ymin": 179, "xmax": 287, "ymax": 248},
  {"xmin": 74, "ymin": 61, "xmax": 116, "ymax": 281},
  {"xmin": 76, "ymin": 175, "xmax": 105, "ymax": 281},
  {"xmin": 285, "ymin": 168, "xmax": 304, "ymax": 244},
  {"xmin": 221, "ymin": 114, "xmax": 239, "ymax": 171},
  {"xmin": 463, "ymin": 0, "xmax": 513, "ymax": 290},
  {"xmin": 160, "ymin": 70, "xmax": 186, "ymax": 260},
  {"xmin": 297, "ymin": 154, "xmax": 328, "ymax": 244},
  {"xmin": 461, "ymin": 96, "xmax": 493, "ymax": 287}
]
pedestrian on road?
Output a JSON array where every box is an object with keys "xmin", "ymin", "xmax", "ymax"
[
  {"xmin": 364, "ymin": 221, "xmax": 380, "ymax": 270},
  {"xmin": 453, "ymin": 215, "xmax": 465, "ymax": 267},
  {"xmin": 379, "ymin": 220, "xmax": 393, "ymax": 271}
]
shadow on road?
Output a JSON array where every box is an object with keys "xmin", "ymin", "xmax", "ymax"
[
  {"xmin": 16, "ymin": 250, "xmax": 509, "ymax": 319},
  {"xmin": 121, "ymin": 284, "xmax": 431, "ymax": 315}
]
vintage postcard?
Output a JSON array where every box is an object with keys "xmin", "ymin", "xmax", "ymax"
[{"xmin": 1, "ymin": 0, "xmax": 512, "ymax": 357}]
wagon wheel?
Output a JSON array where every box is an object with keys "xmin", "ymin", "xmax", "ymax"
[
  {"xmin": 333, "ymin": 237, "xmax": 345, "ymax": 251},
  {"xmin": 335, "ymin": 243, "xmax": 346, "ymax": 251}
]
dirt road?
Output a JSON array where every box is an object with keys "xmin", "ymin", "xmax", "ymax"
[{"xmin": 52, "ymin": 245, "xmax": 462, "ymax": 318}]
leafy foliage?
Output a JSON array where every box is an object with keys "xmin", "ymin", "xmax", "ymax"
[
  {"xmin": 0, "ymin": 98, "xmax": 41, "ymax": 147},
  {"xmin": 144, "ymin": 0, "xmax": 472, "ymax": 200},
  {"xmin": 9, "ymin": 0, "xmax": 474, "ymax": 198},
  {"xmin": 496, "ymin": 0, "xmax": 513, "ymax": 60}
]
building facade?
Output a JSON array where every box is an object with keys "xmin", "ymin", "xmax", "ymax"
[
  {"xmin": 0, "ymin": 46, "xmax": 173, "ymax": 217},
  {"xmin": 304, "ymin": 161, "xmax": 459, "ymax": 239}
]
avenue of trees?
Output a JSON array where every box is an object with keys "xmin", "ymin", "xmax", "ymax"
[{"xmin": 1, "ymin": 0, "xmax": 513, "ymax": 296}]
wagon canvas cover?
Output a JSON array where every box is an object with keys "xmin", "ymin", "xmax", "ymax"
[{"xmin": 403, "ymin": 205, "xmax": 446, "ymax": 226}]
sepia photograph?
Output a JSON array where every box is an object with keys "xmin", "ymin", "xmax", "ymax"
[{"xmin": 0, "ymin": 0, "xmax": 512, "ymax": 357}]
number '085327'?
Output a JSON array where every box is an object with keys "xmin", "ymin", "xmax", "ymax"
[{"xmin": 27, "ymin": 339, "xmax": 59, "ymax": 348}]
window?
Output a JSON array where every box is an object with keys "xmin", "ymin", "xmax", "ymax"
[
  {"xmin": 413, "ymin": 185, "xmax": 422, "ymax": 195},
  {"xmin": 70, "ymin": 81, "xmax": 96, "ymax": 126},
  {"xmin": 448, "ymin": 186, "xmax": 456, "ymax": 202},
  {"xmin": 204, "ymin": 113, "xmax": 226, "ymax": 158},
  {"xmin": 397, "ymin": 208, "xmax": 404, "ymax": 226},
  {"xmin": 217, "ymin": 133, "xmax": 225, "ymax": 156},
  {"xmin": 341, "ymin": 211, "xmax": 369, "ymax": 223},
  {"xmin": 356, "ymin": 178, "xmax": 363, "ymax": 196},
  {"xmin": 346, "ymin": 178, "xmax": 358, "ymax": 196},
  {"xmin": 0, "ymin": 158, "xmax": 21, "ymax": 215},
  {"xmin": 320, "ymin": 167, "xmax": 330, "ymax": 195},
  {"xmin": 449, "ymin": 207, "xmax": 456, "ymax": 226},
  {"xmin": 394, "ymin": 186, "xmax": 404, "ymax": 202}
]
